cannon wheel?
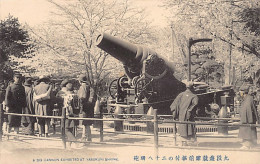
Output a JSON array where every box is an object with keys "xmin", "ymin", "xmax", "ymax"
[
  {"xmin": 135, "ymin": 77, "xmax": 154, "ymax": 100},
  {"xmin": 109, "ymin": 79, "xmax": 118, "ymax": 99}
]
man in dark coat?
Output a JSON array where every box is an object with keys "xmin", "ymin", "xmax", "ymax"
[
  {"xmin": 238, "ymin": 86, "xmax": 258, "ymax": 149},
  {"xmin": 78, "ymin": 74, "xmax": 95, "ymax": 142},
  {"xmin": 34, "ymin": 75, "xmax": 53, "ymax": 137},
  {"xmin": 21, "ymin": 78, "xmax": 36, "ymax": 135},
  {"xmin": 5, "ymin": 73, "xmax": 26, "ymax": 136},
  {"xmin": 170, "ymin": 81, "xmax": 199, "ymax": 146}
]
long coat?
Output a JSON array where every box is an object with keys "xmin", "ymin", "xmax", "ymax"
[
  {"xmin": 238, "ymin": 95, "xmax": 258, "ymax": 141},
  {"xmin": 170, "ymin": 89, "xmax": 199, "ymax": 137},
  {"xmin": 21, "ymin": 85, "xmax": 36, "ymax": 124},
  {"xmin": 5, "ymin": 83, "xmax": 26, "ymax": 127},
  {"xmin": 78, "ymin": 83, "xmax": 94, "ymax": 125},
  {"xmin": 34, "ymin": 82, "xmax": 53, "ymax": 124}
]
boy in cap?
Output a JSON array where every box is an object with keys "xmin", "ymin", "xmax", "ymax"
[
  {"xmin": 5, "ymin": 73, "xmax": 26, "ymax": 138},
  {"xmin": 170, "ymin": 81, "xmax": 199, "ymax": 146}
]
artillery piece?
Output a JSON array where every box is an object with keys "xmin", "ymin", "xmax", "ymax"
[
  {"xmin": 95, "ymin": 33, "xmax": 234, "ymax": 116},
  {"xmin": 96, "ymin": 33, "xmax": 186, "ymax": 115}
]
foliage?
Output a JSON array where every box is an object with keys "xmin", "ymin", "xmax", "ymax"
[
  {"xmin": 239, "ymin": 7, "xmax": 260, "ymax": 36},
  {"xmin": 190, "ymin": 45, "xmax": 224, "ymax": 86},
  {"xmin": 26, "ymin": 0, "xmax": 155, "ymax": 98},
  {"xmin": 0, "ymin": 15, "xmax": 34, "ymax": 81},
  {"xmin": 162, "ymin": 0, "xmax": 260, "ymax": 84}
]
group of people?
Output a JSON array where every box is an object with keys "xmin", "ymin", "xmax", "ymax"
[
  {"xmin": 1, "ymin": 73, "xmax": 259, "ymax": 150},
  {"xmin": 170, "ymin": 81, "xmax": 259, "ymax": 149},
  {"xmin": 1, "ymin": 73, "xmax": 95, "ymax": 148}
]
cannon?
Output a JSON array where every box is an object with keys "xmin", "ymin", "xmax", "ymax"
[
  {"xmin": 95, "ymin": 33, "xmax": 186, "ymax": 115},
  {"xmin": 95, "ymin": 33, "xmax": 234, "ymax": 116}
]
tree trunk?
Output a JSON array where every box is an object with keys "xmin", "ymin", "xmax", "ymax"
[
  {"xmin": 224, "ymin": 62, "xmax": 230, "ymax": 85},
  {"xmin": 0, "ymin": 55, "xmax": 3, "ymax": 83}
]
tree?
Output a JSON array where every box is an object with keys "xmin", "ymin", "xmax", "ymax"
[
  {"xmin": 240, "ymin": 7, "xmax": 260, "ymax": 35},
  {"xmin": 0, "ymin": 15, "xmax": 33, "ymax": 82},
  {"xmin": 191, "ymin": 44, "xmax": 224, "ymax": 86},
  {"xmin": 238, "ymin": 6, "xmax": 260, "ymax": 63},
  {"xmin": 162, "ymin": 0, "xmax": 260, "ymax": 84},
  {"xmin": 27, "ymin": 0, "xmax": 154, "ymax": 98}
]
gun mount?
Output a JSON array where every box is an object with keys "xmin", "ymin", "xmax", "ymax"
[
  {"xmin": 96, "ymin": 33, "xmax": 186, "ymax": 115},
  {"xmin": 95, "ymin": 33, "xmax": 234, "ymax": 116}
]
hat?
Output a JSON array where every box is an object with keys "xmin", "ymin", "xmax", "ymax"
[
  {"xmin": 24, "ymin": 78, "xmax": 32, "ymax": 86},
  {"xmin": 66, "ymin": 83, "xmax": 73, "ymax": 91},
  {"xmin": 239, "ymin": 85, "xmax": 249, "ymax": 92},
  {"xmin": 185, "ymin": 81, "xmax": 194, "ymax": 88},
  {"xmin": 34, "ymin": 79, "xmax": 39, "ymax": 86},
  {"xmin": 61, "ymin": 79, "xmax": 69, "ymax": 87},
  {"xmin": 13, "ymin": 73, "xmax": 22, "ymax": 78},
  {"xmin": 78, "ymin": 74, "xmax": 87, "ymax": 82},
  {"xmin": 39, "ymin": 75, "xmax": 49, "ymax": 80}
]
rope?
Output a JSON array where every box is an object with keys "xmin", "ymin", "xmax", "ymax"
[
  {"xmin": 4, "ymin": 112, "xmax": 62, "ymax": 119},
  {"xmin": 3, "ymin": 112, "xmax": 259, "ymax": 127},
  {"xmin": 161, "ymin": 120, "xmax": 260, "ymax": 128}
]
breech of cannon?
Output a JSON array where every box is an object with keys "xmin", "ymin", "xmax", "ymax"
[{"xmin": 96, "ymin": 33, "xmax": 186, "ymax": 115}]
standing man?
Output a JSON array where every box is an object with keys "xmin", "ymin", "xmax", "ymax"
[
  {"xmin": 34, "ymin": 76, "xmax": 53, "ymax": 137},
  {"xmin": 170, "ymin": 81, "xmax": 199, "ymax": 146},
  {"xmin": 21, "ymin": 78, "xmax": 36, "ymax": 135},
  {"xmin": 78, "ymin": 74, "xmax": 95, "ymax": 142},
  {"xmin": 238, "ymin": 86, "xmax": 258, "ymax": 149},
  {"xmin": 5, "ymin": 73, "xmax": 26, "ymax": 138}
]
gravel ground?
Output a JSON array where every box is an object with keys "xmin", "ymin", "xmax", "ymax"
[{"xmin": 0, "ymin": 125, "xmax": 260, "ymax": 164}]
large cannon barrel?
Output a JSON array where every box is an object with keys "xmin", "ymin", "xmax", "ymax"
[
  {"xmin": 95, "ymin": 33, "xmax": 140, "ymax": 65},
  {"xmin": 95, "ymin": 33, "xmax": 175, "ymax": 78},
  {"xmin": 96, "ymin": 33, "xmax": 186, "ymax": 115}
]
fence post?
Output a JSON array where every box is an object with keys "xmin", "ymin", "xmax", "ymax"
[
  {"xmin": 100, "ymin": 103, "xmax": 103, "ymax": 142},
  {"xmin": 61, "ymin": 108, "xmax": 66, "ymax": 149},
  {"xmin": 0, "ymin": 103, "xmax": 3, "ymax": 142},
  {"xmin": 114, "ymin": 105, "xmax": 123, "ymax": 131},
  {"xmin": 93, "ymin": 100, "xmax": 100, "ymax": 128},
  {"xmin": 146, "ymin": 106, "xmax": 154, "ymax": 133},
  {"xmin": 173, "ymin": 122, "xmax": 177, "ymax": 146},
  {"xmin": 153, "ymin": 109, "xmax": 158, "ymax": 156}
]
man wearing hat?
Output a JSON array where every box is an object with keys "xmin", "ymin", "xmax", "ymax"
[
  {"xmin": 33, "ymin": 75, "xmax": 53, "ymax": 137},
  {"xmin": 170, "ymin": 81, "xmax": 199, "ymax": 146},
  {"xmin": 77, "ymin": 74, "xmax": 95, "ymax": 142},
  {"xmin": 5, "ymin": 73, "xmax": 26, "ymax": 138},
  {"xmin": 238, "ymin": 86, "xmax": 259, "ymax": 149},
  {"xmin": 21, "ymin": 77, "xmax": 36, "ymax": 135}
]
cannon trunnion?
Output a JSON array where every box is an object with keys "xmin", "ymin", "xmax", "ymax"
[
  {"xmin": 96, "ymin": 33, "xmax": 186, "ymax": 115},
  {"xmin": 95, "ymin": 33, "xmax": 233, "ymax": 115}
]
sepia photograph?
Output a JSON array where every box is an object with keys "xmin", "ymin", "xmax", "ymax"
[{"xmin": 0, "ymin": 0, "xmax": 260, "ymax": 163}]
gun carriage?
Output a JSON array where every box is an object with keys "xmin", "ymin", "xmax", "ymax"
[{"xmin": 95, "ymin": 33, "xmax": 234, "ymax": 116}]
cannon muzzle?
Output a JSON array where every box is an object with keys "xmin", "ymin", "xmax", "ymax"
[{"xmin": 95, "ymin": 33, "xmax": 139, "ymax": 65}]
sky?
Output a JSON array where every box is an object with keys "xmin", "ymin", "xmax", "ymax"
[
  {"xmin": 0, "ymin": 0, "xmax": 53, "ymax": 25},
  {"xmin": 0, "ymin": 0, "xmax": 169, "ymax": 27}
]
